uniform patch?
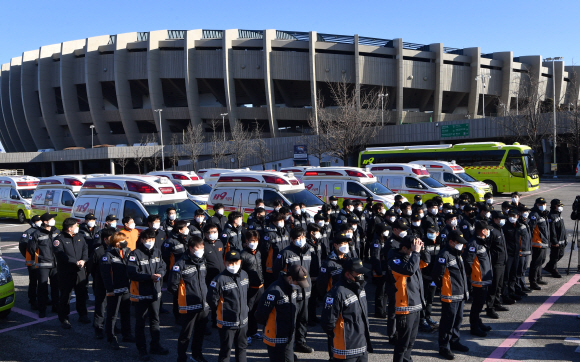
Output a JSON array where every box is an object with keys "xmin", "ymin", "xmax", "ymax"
[
  {"xmin": 441, "ymin": 234, "xmax": 447, "ymax": 239},
  {"xmin": 210, "ymin": 281, "xmax": 217, "ymax": 288},
  {"xmin": 164, "ymin": 243, "xmax": 169, "ymax": 248},
  {"xmin": 264, "ymin": 236, "xmax": 269, "ymax": 241},
  {"xmin": 53, "ymin": 240, "xmax": 59, "ymax": 247},
  {"xmin": 102, "ymin": 256, "xmax": 108, "ymax": 261},
  {"xmin": 129, "ymin": 256, "xmax": 136, "ymax": 262},
  {"xmin": 218, "ymin": 247, "xmax": 222, "ymax": 251},
  {"xmin": 173, "ymin": 265, "xmax": 180, "ymax": 271},
  {"xmin": 249, "ymin": 225, "xmax": 254, "ymax": 229},
  {"xmin": 469, "ymin": 246, "xmax": 476, "ymax": 252},
  {"xmin": 393, "ymin": 259, "xmax": 401, "ymax": 264},
  {"xmin": 95, "ymin": 234, "xmax": 99, "ymax": 239},
  {"xmin": 337, "ymin": 220, "xmax": 341, "ymax": 223},
  {"xmin": 462, "ymin": 225, "xmax": 467, "ymax": 229},
  {"xmin": 374, "ymin": 244, "xmax": 379, "ymax": 248},
  {"xmin": 266, "ymin": 294, "xmax": 275, "ymax": 301},
  {"xmin": 29, "ymin": 235, "xmax": 33, "ymax": 240},
  {"xmin": 326, "ymin": 297, "xmax": 334, "ymax": 305},
  {"xmin": 222, "ymin": 234, "xmax": 227, "ymax": 238},
  {"xmin": 277, "ymin": 254, "xmax": 282, "ymax": 259},
  {"xmin": 320, "ymin": 267, "xmax": 327, "ymax": 273},
  {"xmin": 438, "ymin": 257, "xmax": 446, "ymax": 263},
  {"xmin": 531, "ymin": 216, "xmax": 536, "ymax": 220},
  {"xmin": 22, "ymin": 233, "xmax": 27, "ymax": 238}
]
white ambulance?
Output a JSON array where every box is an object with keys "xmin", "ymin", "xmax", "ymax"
[
  {"xmin": 30, "ymin": 175, "xmax": 86, "ymax": 229},
  {"xmin": 208, "ymin": 171, "xmax": 324, "ymax": 220},
  {"xmin": 412, "ymin": 160, "xmax": 492, "ymax": 203},
  {"xmin": 0, "ymin": 176, "xmax": 39, "ymax": 223},
  {"xmin": 279, "ymin": 166, "xmax": 316, "ymax": 180},
  {"xmin": 365, "ymin": 163, "xmax": 459, "ymax": 204},
  {"xmin": 71, "ymin": 175, "xmax": 207, "ymax": 230},
  {"xmin": 148, "ymin": 171, "xmax": 211, "ymax": 209},
  {"xmin": 201, "ymin": 168, "xmax": 250, "ymax": 188},
  {"xmin": 300, "ymin": 167, "xmax": 400, "ymax": 209}
]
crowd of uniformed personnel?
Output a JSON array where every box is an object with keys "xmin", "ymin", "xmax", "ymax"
[{"xmin": 16, "ymin": 191, "xmax": 569, "ymax": 362}]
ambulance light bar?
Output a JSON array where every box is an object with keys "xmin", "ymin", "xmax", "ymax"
[
  {"xmin": 412, "ymin": 169, "xmax": 429, "ymax": 176},
  {"xmin": 83, "ymin": 181, "xmax": 123, "ymax": 190},
  {"xmin": 127, "ymin": 181, "xmax": 158, "ymax": 194}
]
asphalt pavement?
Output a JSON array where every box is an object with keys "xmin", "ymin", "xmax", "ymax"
[{"xmin": 1, "ymin": 180, "xmax": 580, "ymax": 362}]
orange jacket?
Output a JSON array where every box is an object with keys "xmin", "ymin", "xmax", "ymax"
[{"xmin": 120, "ymin": 228, "xmax": 139, "ymax": 251}]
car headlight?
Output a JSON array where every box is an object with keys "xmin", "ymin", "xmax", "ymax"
[
  {"xmin": 437, "ymin": 193, "xmax": 448, "ymax": 197},
  {"xmin": 196, "ymin": 200, "xmax": 207, "ymax": 206},
  {"xmin": 474, "ymin": 187, "xmax": 484, "ymax": 194},
  {"xmin": 0, "ymin": 257, "xmax": 12, "ymax": 286}
]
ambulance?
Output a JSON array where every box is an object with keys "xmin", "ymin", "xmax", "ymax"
[
  {"xmin": 30, "ymin": 175, "xmax": 86, "ymax": 229},
  {"xmin": 279, "ymin": 166, "xmax": 316, "ymax": 180},
  {"xmin": 201, "ymin": 168, "xmax": 250, "ymax": 188},
  {"xmin": 148, "ymin": 171, "xmax": 211, "ymax": 209},
  {"xmin": 365, "ymin": 163, "xmax": 459, "ymax": 204},
  {"xmin": 71, "ymin": 175, "xmax": 207, "ymax": 230},
  {"xmin": 300, "ymin": 167, "xmax": 400, "ymax": 209},
  {"xmin": 411, "ymin": 160, "xmax": 492, "ymax": 203},
  {"xmin": 207, "ymin": 171, "xmax": 324, "ymax": 220},
  {"xmin": 0, "ymin": 249, "xmax": 14, "ymax": 319},
  {"xmin": 0, "ymin": 176, "xmax": 39, "ymax": 223}
]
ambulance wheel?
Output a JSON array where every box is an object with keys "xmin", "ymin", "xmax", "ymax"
[
  {"xmin": 17, "ymin": 210, "xmax": 26, "ymax": 224},
  {"xmin": 0, "ymin": 309, "xmax": 10, "ymax": 319},
  {"xmin": 462, "ymin": 193, "xmax": 475, "ymax": 204},
  {"xmin": 484, "ymin": 180, "xmax": 498, "ymax": 196}
]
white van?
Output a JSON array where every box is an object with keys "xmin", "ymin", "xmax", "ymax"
[
  {"xmin": 31, "ymin": 175, "xmax": 85, "ymax": 229},
  {"xmin": 208, "ymin": 171, "xmax": 324, "ymax": 220},
  {"xmin": 71, "ymin": 175, "xmax": 207, "ymax": 231},
  {"xmin": 201, "ymin": 168, "xmax": 251, "ymax": 188},
  {"xmin": 279, "ymin": 166, "xmax": 316, "ymax": 180},
  {"xmin": 365, "ymin": 163, "xmax": 459, "ymax": 204},
  {"xmin": 0, "ymin": 176, "xmax": 39, "ymax": 223},
  {"xmin": 148, "ymin": 171, "xmax": 211, "ymax": 209},
  {"xmin": 412, "ymin": 160, "xmax": 492, "ymax": 203},
  {"xmin": 300, "ymin": 167, "xmax": 400, "ymax": 209}
]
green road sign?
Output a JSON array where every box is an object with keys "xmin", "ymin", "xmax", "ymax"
[{"xmin": 441, "ymin": 123, "xmax": 469, "ymax": 138}]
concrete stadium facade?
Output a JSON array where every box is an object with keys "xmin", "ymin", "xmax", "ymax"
[{"xmin": 1, "ymin": 29, "xmax": 579, "ymax": 152}]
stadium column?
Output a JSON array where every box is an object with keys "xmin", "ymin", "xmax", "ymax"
[
  {"xmin": 222, "ymin": 29, "xmax": 239, "ymax": 132},
  {"xmin": 394, "ymin": 38, "xmax": 403, "ymax": 125},
  {"xmin": 493, "ymin": 51, "xmax": 513, "ymax": 116},
  {"xmin": 38, "ymin": 43, "xmax": 67, "ymax": 150},
  {"xmin": 184, "ymin": 30, "xmax": 203, "ymax": 129},
  {"xmin": 114, "ymin": 32, "xmax": 141, "ymax": 145},
  {"xmin": 430, "ymin": 43, "xmax": 444, "ymax": 123},
  {"xmin": 263, "ymin": 29, "xmax": 279, "ymax": 138},
  {"xmin": 148, "ymin": 30, "xmax": 172, "ymax": 145},
  {"xmin": 21, "ymin": 49, "xmax": 53, "ymax": 150},
  {"xmin": 1, "ymin": 64, "xmax": 25, "ymax": 151},
  {"xmin": 0, "ymin": 69, "xmax": 15, "ymax": 151},
  {"xmin": 308, "ymin": 31, "xmax": 318, "ymax": 133},
  {"xmin": 354, "ymin": 34, "xmax": 361, "ymax": 110},
  {"xmin": 565, "ymin": 65, "xmax": 580, "ymax": 106},
  {"xmin": 86, "ymin": 35, "xmax": 117, "ymax": 145},
  {"xmin": 9, "ymin": 58, "xmax": 36, "ymax": 151},
  {"xmin": 61, "ymin": 39, "xmax": 92, "ymax": 148},
  {"xmin": 552, "ymin": 59, "xmax": 565, "ymax": 108},
  {"xmin": 518, "ymin": 56, "xmax": 542, "ymax": 101},
  {"xmin": 464, "ymin": 47, "xmax": 481, "ymax": 118}
]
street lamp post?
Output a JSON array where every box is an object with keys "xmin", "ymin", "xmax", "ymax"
[
  {"xmin": 475, "ymin": 74, "xmax": 491, "ymax": 117},
  {"xmin": 90, "ymin": 125, "xmax": 95, "ymax": 148},
  {"xmin": 220, "ymin": 113, "xmax": 228, "ymax": 142},
  {"xmin": 154, "ymin": 109, "xmax": 165, "ymax": 171},
  {"xmin": 378, "ymin": 93, "xmax": 388, "ymax": 126},
  {"xmin": 545, "ymin": 57, "xmax": 563, "ymax": 179}
]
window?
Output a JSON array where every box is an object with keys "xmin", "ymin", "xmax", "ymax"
[
  {"xmin": 61, "ymin": 191, "xmax": 75, "ymax": 207},
  {"xmin": 405, "ymin": 177, "xmax": 424, "ymax": 189},
  {"xmin": 19, "ymin": 189, "xmax": 35, "ymax": 199},
  {"xmin": 143, "ymin": 199, "xmax": 203, "ymax": 222},
  {"xmin": 383, "ymin": 176, "xmax": 402, "ymax": 189},
  {"xmin": 332, "ymin": 183, "xmax": 342, "ymax": 195},
  {"xmin": 108, "ymin": 202, "xmax": 120, "ymax": 216},
  {"xmin": 506, "ymin": 150, "xmax": 524, "ymax": 178},
  {"xmin": 124, "ymin": 200, "xmax": 147, "ymax": 226},
  {"xmin": 184, "ymin": 184, "xmax": 212, "ymax": 195},
  {"xmin": 420, "ymin": 177, "xmax": 446, "ymax": 188},
  {"xmin": 443, "ymin": 172, "xmax": 462, "ymax": 184},
  {"xmin": 263, "ymin": 190, "xmax": 285, "ymax": 207},
  {"xmin": 282, "ymin": 190, "xmax": 325, "ymax": 207},
  {"xmin": 10, "ymin": 189, "xmax": 19, "ymax": 200},
  {"xmin": 248, "ymin": 192, "xmax": 258, "ymax": 206},
  {"xmin": 347, "ymin": 182, "xmax": 368, "ymax": 197},
  {"xmin": 365, "ymin": 182, "xmax": 393, "ymax": 195}
]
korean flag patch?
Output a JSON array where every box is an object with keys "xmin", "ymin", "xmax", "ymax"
[
  {"xmin": 222, "ymin": 234, "xmax": 227, "ymax": 238},
  {"xmin": 326, "ymin": 297, "xmax": 334, "ymax": 305},
  {"xmin": 469, "ymin": 246, "xmax": 476, "ymax": 252},
  {"xmin": 129, "ymin": 256, "xmax": 136, "ymax": 262},
  {"xmin": 173, "ymin": 265, "xmax": 180, "ymax": 271},
  {"xmin": 277, "ymin": 254, "xmax": 282, "ymax": 259},
  {"xmin": 441, "ymin": 234, "xmax": 447, "ymax": 239},
  {"xmin": 374, "ymin": 244, "xmax": 379, "ymax": 248},
  {"xmin": 266, "ymin": 294, "xmax": 275, "ymax": 301},
  {"xmin": 337, "ymin": 220, "xmax": 341, "ymax": 224},
  {"xmin": 249, "ymin": 225, "xmax": 254, "ymax": 229},
  {"xmin": 320, "ymin": 267, "xmax": 327, "ymax": 273},
  {"xmin": 22, "ymin": 233, "xmax": 27, "ymax": 238},
  {"xmin": 393, "ymin": 259, "xmax": 401, "ymax": 264},
  {"xmin": 164, "ymin": 243, "xmax": 170, "ymax": 248},
  {"xmin": 29, "ymin": 235, "xmax": 33, "ymax": 240},
  {"xmin": 210, "ymin": 281, "xmax": 217, "ymax": 288},
  {"xmin": 264, "ymin": 236, "xmax": 269, "ymax": 241},
  {"xmin": 102, "ymin": 256, "xmax": 108, "ymax": 262},
  {"xmin": 438, "ymin": 257, "xmax": 446, "ymax": 264},
  {"xmin": 531, "ymin": 216, "xmax": 536, "ymax": 220},
  {"xmin": 462, "ymin": 225, "xmax": 467, "ymax": 229},
  {"xmin": 53, "ymin": 240, "xmax": 59, "ymax": 247}
]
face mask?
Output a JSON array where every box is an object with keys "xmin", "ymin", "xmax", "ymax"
[
  {"xmin": 558, "ymin": 206, "xmax": 564, "ymax": 212},
  {"xmin": 430, "ymin": 208, "xmax": 438, "ymax": 215},
  {"xmin": 538, "ymin": 205, "xmax": 546, "ymax": 212},
  {"xmin": 48, "ymin": 219, "xmax": 56, "ymax": 227},
  {"xmin": 522, "ymin": 212, "xmax": 529, "ymax": 219},
  {"xmin": 509, "ymin": 217, "xmax": 518, "ymax": 223},
  {"xmin": 418, "ymin": 213, "xmax": 424, "ymax": 219},
  {"xmin": 395, "ymin": 209, "xmax": 401, "ymax": 214},
  {"xmin": 383, "ymin": 230, "xmax": 390, "ymax": 237},
  {"xmin": 119, "ymin": 241, "xmax": 128, "ymax": 249},
  {"xmin": 450, "ymin": 220, "xmax": 458, "ymax": 227},
  {"xmin": 357, "ymin": 207, "xmax": 363, "ymax": 212},
  {"xmin": 152, "ymin": 222, "xmax": 160, "ymax": 230},
  {"xmin": 485, "ymin": 212, "xmax": 491, "ymax": 219},
  {"xmin": 285, "ymin": 215, "xmax": 291, "ymax": 221},
  {"xmin": 380, "ymin": 209, "xmax": 386, "ymax": 215},
  {"xmin": 277, "ymin": 221, "xmax": 285, "ymax": 228},
  {"xmin": 128, "ymin": 223, "xmax": 136, "ymax": 230},
  {"xmin": 110, "ymin": 222, "xmax": 117, "ymax": 228},
  {"xmin": 416, "ymin": 200, "xmax": 423, "ymax": 206},
  {"xmin": 412, "ymin": 221, "xmax": 421, "ymax": 227},
  {"xmin": 275, "ymin": 207, "xmax": 281, "ymax": 212},
  {"xmin": 427, "ymin": 233, "xmax": 436, "ymax": 240},
  {"xmin": 331, "ymin": 201, "xmax": 337, "ymax": 206},
  {"xmin": 498, "ymin": 219, "xmax": 506, "ymax": 227},
  {"xmin": 248, "ymin": 242, "xmax": 259, "ymax": 250},
  {"xmin": 355, "ymin": 273, "xmax": 365, "ymax": 285},
  {"xmin": 348, "ymin": 206, "xmax": 354, "ymax": 212},
  {"xmin": 182, "ymin": 228, "xmax": 190, "ymax": 235},
  {"xmin": 195, "ymin": 217, "xmax": 205, "ymax": 224},
  {"xmin": 142, "ymin": 241, "xmax": 154, "ymax": 249},
  {"xmin": 406, "ymin": 210, "xmax": 412, "ymax": 216},
  {"xmin": 460, "ymin": 205, "xmax": 465, "ymax": 210},
  {"xmin": 325, "ymin": 221, "xmax": 330, "ymax": 226},
  {"xmin": 454, "ymin": 243, "xmax": 463, "ymax": 251},
  {"xmin": 389, "ymin": 216, "xmax": 396, "ymax": 223},
  {"xmin": 345, "ymin": 232, "xmax": 353, "ymax": 238},
  {"xmin": 87, "ymin": 221, "xmax": 96, "ymax": 228},
  {"xmin": 294, "ymin": 209, "xmax": 301, "ymax": 215},
  {"xmin": 227, "ymin": 264, "xmax": 240, "ymax": 274},
  {"xmin": 34, "ymin": 221, "xmax": 42, "ymax": 228},
  {"xmin": 295, "ymin": 238, "xmax": 306, "ymax": 248},
  {"xmin": 301, "ymin": 208, "xmax": 306, "ymax": 214},
  {"xmin": 486, "ymin": 199, "xmax": 494, "ymax": 204},
  {"xmin": 445, "ymin": 209, "xmax": 451, "ymax": 214},
  {"xmin": 193, "ymin": 249, "xmax": 204, "ymax": 259},
  {"xmin": 438, "ymin": 206, "xmax": 443, "ymax": 211},
  {"xmin": 512, "ymin": 197, "xmax": 518, "ymax": 203},
  {"xmin": 398, "ymin": 231, "xmax": 408, "ymax": 238},
  {"xmin": 314, "ymin": 232, "xmax": 322, "ymax": 239},
  {"xmin": 217, "ymin": 209, "xmax": 224, "ymax": 215},
  {"xmin": 351, "ymin": 224, "xmax": 357, "ymax": 231},
  {"xmin": 338, "ymin": 245, "xmax": 349, "ymax": 254},
  {"xmin": 208, "ymin": 233, "xmax": 218, "ymax": 241},
  {"xmin": 73, "ymin": 226, "xmax": 79, "ymax": 234},
  {"xmin": 169, "ymin": 214, "xmax": 177, "ymax": 221},
  {"xmin": 317, "ymin": 221, "xmax": 325, "ymax": 227}
]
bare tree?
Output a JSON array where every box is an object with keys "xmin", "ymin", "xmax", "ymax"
[
  {"xmin": 182, "ymin": 123, "xmax": 205, "ymax": 172},
  {"xmin": 132, "ymin": 137, "xmax": 149, "ymax": 174},
  {"xmin": 209, "ymin": 120, "xmax": 229, "ymax": 168},
  {"xmin": 252, "ymin": 121, "xmax": 270, "ymax": 170},
  {"xmin": 230, "ymin": 121, "xmax": 256, "ymax": 168},
  {"xmin": 169, "ymin": 134, "xmax": 181, "ymax": 170},
  {"xmin": 114, "ymin": 154, "xmax": 129, "ymax": 175},
  {"xmin": 314, "ymin": 78, "xmax": 382, "ymax": 165},
  {"xmin": 146, "ymin": 134, "xmax": 161, "ymax": 171},
  {"xmin": 305, "ymin": 111, "xmax": 331, "ymax": 166}
]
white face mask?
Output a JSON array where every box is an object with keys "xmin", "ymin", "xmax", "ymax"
[
  {"xmin": 383, "ymin": 230, "xmax": 390, "ymax": 237},
  {"xmin": 169, "ymin": 214, "xmax": 177, "ymax": 221},
  {"xmin": 152, "ymin": 222, "xmax": 160, "ymax": 230},
  {"xmin": 486, "ymin": 199, "xmax": 494, "ymax": 204},
  {"xmin": 301, "ymin": 208, "xmax": 306, "ymax": 214},
  {"xmin": 194, "ymin": 249, "xmax": 204, "ymax": 258},
  {"xmin": 285, "ymin": 215, "xmax": 291, "ymax": 221},
  {"xmin": 522, "ymin": 212, "xmax": 529, "ymax": 219},
  {"xmin": 538, "ymin": 205, "xmax": 546, "ymax": 211},
  {"xmin": 73, "ymin": 226, "xmax": 79, "ymax": 234},
  {"xmin": 338, "ymin": 245, "xmax": 349, "ymax": 254},
  {"xmin": 277, "ymin": 221, "xmax": 285, "ymax": 228},
  {"xmin": 144, "ymin": 241, "xmax": 155, "ymax": 249},
  {"xmin": 485, "ymin": 212, "xmax": 491, "ymax": 219},
  {"xmin": 416, "ymin": 200, "xmax": 423, "ymax": 206},
  {"xmin": 208, "ymin": 232, "xmax": 218, "ymax": 241},
  {"xmin": 380, "ymin": 209, "xmax": 386, "ymax": 215},
  {"xmin": 195, "ymin": 217, "xmax": 205, "ymax": 224},
  {"xmin": 351, "ymin": 224, "xmax": 357, "ymax": 231},
  {"xmin": 412, "ymin": 221, "xmax": 421, "ymax": 227},
  {"xmin": 395, "ymin": 209, "xmax": 401, "ymax": 214},
  {"xmin": 427, "ymin": 233, "xmax": 436, "ymax": 240},
  {"xmin": 314, "ymin": 232, "xmax": 322, "ymax": 239},
  {"xmin": 512, "ymin": 197, "xmax": 518, "ymax": 203},
  {"xmin": 345, "ymin": 232, "xmax": 353, "ymax": 238},
  {"xmin": 398, "ymin": 231, "xmax": 408, "ymax": 238},
  {"xmin": 34, "ymin": 221, "xmax": 42, "ymax": 228},
  {"xmin": 217, "ymin": 209, "xmax": 224, "ymax": 215},
  {"xmin": 558, "ymin": 206, "xmax": 564, "ymax": 213},
  {"xmin": 182, "ymin": 228, "xmax": 190, "ymax": 235},
  {"xmin": 405, "ymin": 210, "xmax": 412, "ymax": 216},
  {"xmin": 109, "ymin": 222, "xmax": 117, "ymax": 229},
  {"xmin": 295, "ymin": 238, "xmax": 306, "ymax": 248},
  {"xmin": 389, "ymin": 216, "xmax": 396, "ymax": 223},
  {"xmin": 248, "ymin": 242, "xmax": 259, "ymax": 250},
  {"xmin": 317, "ymin": 221, "xmax": 325, "ymax": 227},
  {"xmin": 348, "ymin": 206, "xmax": 354, "ymax": 212},
  {"xmin": 87, "ymin": 221, "xmax": 96, "ymax": 228},
  {"xmin": 454, "ymin": 243, "xmax": 463, "ymax": 251},
  {"xmin": 498, "ymin": 219, "xmax": 506, "ymax": 227},
  {"xmin": 450, "ymin": 220, "xmax": 458, "ymax": 227},
  {"xmin": 128, "ymin": 223, "xmax": 136, "ymax": 230},
  {"xmin": 275, "ymin": 207, "xmax": 281, "ymax": 212},
  {"xmin": 357, "ymin": 207, "xmax": 363, "ymax": 212},
  {"xmin": 331, "ymin": 201, "xmax": 338, "ymax": 206},
  {"xmin": 325, "ymin": 221, "xmax": 330, "ymax": 226},
  {"xmin": 418, "ymin": 213, "xmax": 424, "ymax": 219},
  {"xmin": 430, "ymin": 208, "xmax": 438, "ymax": 215},
  {"xmin": 227, "ymin": 264, "xmax": 240, "ymax": 274},
  {"xmin": 48, "ymin": 219, "xmax": 56, "ymax": 227},
  {"xmin": 445, "ymin": 209, "xmax": 451, "ymax": 214},
  {"xmin": 509, "ymin": 217, "xmax": 518, "ymax": 223}
]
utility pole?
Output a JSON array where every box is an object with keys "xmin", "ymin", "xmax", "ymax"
[
  {"xmin": 545, "ymin": 57, "xmax": 562, "ymax": 179},
  {"xmin": 154, "ymin": 109, "xmax": 165, "ymax": 171}
]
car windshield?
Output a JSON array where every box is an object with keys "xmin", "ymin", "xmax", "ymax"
[
  {"xmin": 18, "ymin": 189, "xmax": 35, "ymax": 199},
  {"xmin": 524, "ymin": 154, "xmax": 539, "ymax": 176},
  {"xmin": 364, "ymin": 182, "xmax": 394, "ymax": 195},
  {"xmin": 419, "ymin": 176, "xmax": 446, "ymax": 188},
  {"xmin": 282, "ymin": 189, "xmax": 325, "ymax": 207},
  {"xmin": 456, "ymin": 172, "xmax": 477, "ymax": 182},
  {"xmin": 184, "ymin": 184, "xmax": 212, "ymax": 196},
  {"xmin": 143, "ymin": 199, "xmax": 206, "ymax": 222}
]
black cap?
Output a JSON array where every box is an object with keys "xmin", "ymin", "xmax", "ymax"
[
  {"xmin": 30, "ymin": 215, "xmax": 41, "ymax": 223},
  {"xmin": 511, "ymin": 192, "xmax": 521, "ymax": 197},
  {"xmin": 501, "ymin": 201, "xmax": 512, "ymax": 209},
  {"xmin": 329, "ymin": 196, "xmax": 338, "ymax": 201},
  {"xmin": 518, "ymin": 205, "xmax": 531, "ymax": 212},
  {"xmin": 414, "ymin": 195, "xmax": 422, "ymax": 200},
  {"xmin": 464, "ymin": 204, "xmax": 476, "ymax": 212},
  {"xmin": 445, "ymin": 213, "xmax": 458, "ymax": 221},
  {"xmin": 343, "ymin": 199, "xmax": 353, "ymax": 207},
  {"xmin": 366, "ymin": 196, "xmax": 373, "ymax": 203},
  {"xmin": 377, "ymin": 223, "xmax": 392, "ymax": 234},
  {"xmin": 343, "ymin": 258, "xmax": 370, "ymax": 274},
  {"xmin": 40, "ymin": 213, "xmax": 57, "ymax": 222},
  {"xmin": 535, "ymin": 197, "xmax": 547, "ymax": 204},
  {"xmin": 484, "ymin": 192, "xmax": 493, "ymax": 198},
  {"xmin": 426, "ymin": 226, "xmax": 438, "ymax": 234},
  {"xmin": 224, "ymin": 250, "xmax": 241, "ymax": 262},
  {"xmin": 474, "ymin": 220, "xmax": 489, "ymax": 231},
  {"xmin": 507, "ymin": 208, "xmax": 519, "ymax": 216},
  {"xmin": 443, "ymin": 203, "xmax": 453, "ymax": 209},
  {"xmin": 85, "ymin": 213, "xmax": 96, "ymax": 220},
  {"xmin": 551, "ymin": 199, "xmax": 562, "ymax": 207},
  {"xmin": 394, "ymin": 219, "xmax": 409, "ymax": 230},
  {"xmin": 385, "ymin": 209, "xmax": 397, "ymax": 217},
  {"xmin": 479, "ymin": 204, "xmax": 491, "ymax": 212},
  {"xmin": 347, "ymin": 216, "xmax": 358, "ymax": 225},
  {"xmin": 411, "ymin": 214, "xmax": 421, "ymax": 221},
  {"xmin": 334, "ymin": 235, "xmax": 352, "ymax": 244},
  {"xmin": 425, "ymin": 200, "xmax": 435, "ymax": 208},
  {"xmin": 448, "ymin": 230, "xmax": 467, "ymax": 244},
  {"xmin": 288, "ymin": 265, "xmax": 309, "ymax": 288},
  {"xmin": 106, "ymin": 214, "xmax": 119, "ymax": 221},
  {"xmin": 491, "ymin": 211, "xmax": 507, "ymax": 220},
  {"xmin": 399, "ymin": 235, "xmax": 413, "ymax": 249}
]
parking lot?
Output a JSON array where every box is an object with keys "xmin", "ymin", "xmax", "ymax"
[{"xmin": 1, "ymin": 180, "xmax": 580, "ymax": 362}]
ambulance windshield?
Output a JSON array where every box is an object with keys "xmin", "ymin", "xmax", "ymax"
[
  {"xmin": 144, "ymin": 199, "xmax": 206, "ymax": 221},
  {"xmin": 283, "ymin": 189, "xmax": 325, "ymax": 207},
  {"xmin": 18, "ymin": 189, "xmax": 35, "ymax": 199}
]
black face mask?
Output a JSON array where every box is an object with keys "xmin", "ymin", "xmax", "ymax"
[
  {"xmin": 355, "ymin": 274, "xmax": 365, "ymax": 285},
  {"xmin": 258, "ymin": 216, "xmax": 265, "ymax": 222},
  {"xmin": 119, "ymin": 241, "xmax": 128, "ymax": 249}
]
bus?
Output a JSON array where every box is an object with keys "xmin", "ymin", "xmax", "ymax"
[{"xmin": 359, "ymin": 142, "xmax": 539, "ymax": 194}]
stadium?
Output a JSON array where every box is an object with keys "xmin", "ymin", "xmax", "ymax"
[{"xmin": 0, "ymin": 28, "xmax": 578, "ymax": 152}]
